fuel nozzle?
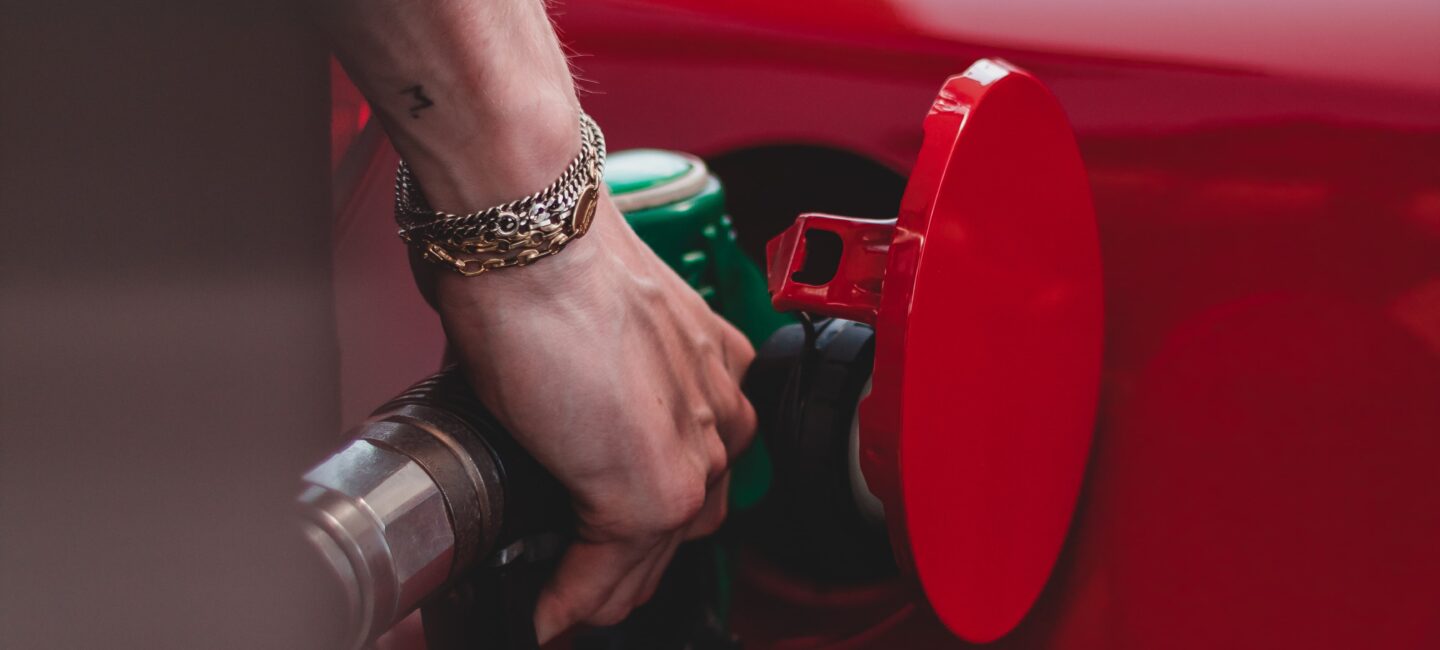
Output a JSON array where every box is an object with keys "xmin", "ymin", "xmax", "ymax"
[
  {"xmin": 744, "ymin": 316, "xmax": 894, "ymax": 582},
  {"xmin": 294, "ymin": 319, "xmax": 887, "ymax": 649},
  {"xmin": 297, "ymin": 367, "xmax": 567, "ymax": 650}
]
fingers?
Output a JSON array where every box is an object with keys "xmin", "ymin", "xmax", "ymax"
[
  {"xmin": 591, "ymin": 533, "xmax": 683, "ymax": 624},
  {"xmin": 534, "ymin": 473, "xmax": 734, "ymax": 643},
  {"xmin": 534, "ymin": 533, "xmax": 686, "ymax": 642},
  {"xmin": 636, "ymin": 533, "xmax": 684, "ymax": 604},
  {"xmin": 684, "ymin": 471, "xmax": 730, "ymax": 540},
  {"xmin": 721, "ymin": 394, "xmax": 758, "ymax": 462},
  {"xmin": 714, "ymin": 323, "xmax": 758, "ymax": 454},
  {"xmin": 718, "ymin": 321, "xmax": 757, "ymax": 381},
  {"xmin": 585, "ymin": 546, "xmax": 666, "ymax": 626},
  {"xmin": 705, "ymin": 357, "xmax": 758, "ymax": 463},
  {"xmin": 527, "ymin": 297, "xmax": 758, "ymax": 644},
  {"xmin": 533, "ymin": 540, "xmax": 646, "ymax": 644}
]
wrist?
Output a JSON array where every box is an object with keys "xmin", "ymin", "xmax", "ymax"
[
  {"xmin": 395, "ymin": 97, "xmax": 581, "ymax": 214},
  {"xmin": 430, "ymin": 197, "xmax": 631, "ymax": 312}
]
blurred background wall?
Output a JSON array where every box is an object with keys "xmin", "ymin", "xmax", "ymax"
[{"xmin": 0, "ymin": 2, "xmax": 343, "ymax": 647}]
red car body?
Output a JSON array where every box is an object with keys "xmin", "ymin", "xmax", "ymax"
[{"xmin": 331, "ymin": 2, "xmax": 1440, "ymax": 647}]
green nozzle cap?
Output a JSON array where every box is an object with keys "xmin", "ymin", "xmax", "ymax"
[{"xmin": 605, "ymin": 149, "xmax": 697, "ymax": 196}]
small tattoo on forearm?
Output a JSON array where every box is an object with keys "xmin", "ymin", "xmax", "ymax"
[{"xmin": 400, "ymin": 85, "xmax": 434, "ymax": 118}]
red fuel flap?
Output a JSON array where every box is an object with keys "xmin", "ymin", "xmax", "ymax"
[{"xmin": 767, "ymin": 59, "xmax": 1102, "ymax": 642}]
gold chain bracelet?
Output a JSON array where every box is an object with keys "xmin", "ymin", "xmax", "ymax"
[{"xmin": 393, "ymin": 112, "xmax": 606, "ymax": 276}]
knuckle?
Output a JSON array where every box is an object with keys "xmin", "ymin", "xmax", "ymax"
[
  {"xmin": 692, "ymin": 406, "xmax": 718, "ymax": 432},
  {"xmin": 734, "ymin": 395, "xmax": 758, "ymax": 440},
  {"xmin": 653, "ymin": 476, "xmax": 706, "ymax": 530},
  {"xmin": 722, "ymin": 323, "xmax": 755, "ymax": 361},
  {"xmin": 692, "ymin": 334, "xmax": 717, "ymax": 357},
  {"xmin": 739, "ymin": 345, "xmax": 757, "ymax": 366},
  {"xmin": 694, "ymin": 505, "xmax": 726, "ymax": 537},
  {"xmin": 704, "ymin": 434, "xmax": 729, "ymax": 480},
  {"xmin": 637, "ymin": 275, "xmax": 666, "ymax": 305},
  {"xmin": 716, "ymin": 393, "xmax": 757, "ymax": 460}
]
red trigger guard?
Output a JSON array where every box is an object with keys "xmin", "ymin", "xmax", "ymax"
[{"xmin": 765, "ymin": 213, "xmax": 896, "ymax": 324}]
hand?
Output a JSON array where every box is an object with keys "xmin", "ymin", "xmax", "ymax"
[{"xmin": 429, "ymin": 197, "xmax": 758, "ymax": 643}]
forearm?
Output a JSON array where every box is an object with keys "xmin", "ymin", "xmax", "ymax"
[{"xmin": 307, "ymin": 0, "xmax": 580, "ymax": 212}]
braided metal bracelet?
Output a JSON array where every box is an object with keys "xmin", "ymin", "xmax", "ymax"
[{"xmin": 394, "ymin": 112, "xmax": 606, "ymax": 276}]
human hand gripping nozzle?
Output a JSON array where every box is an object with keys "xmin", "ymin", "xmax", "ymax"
[{"xmin": 297, "ymin": 148, "xmax": 797, "ymax": 650}]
